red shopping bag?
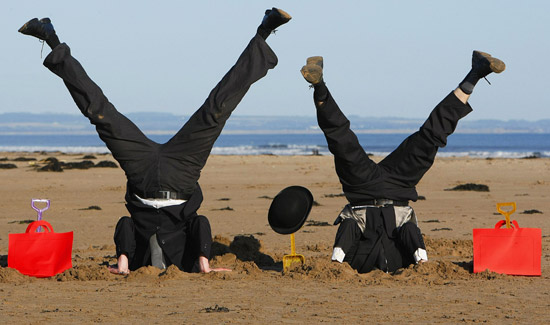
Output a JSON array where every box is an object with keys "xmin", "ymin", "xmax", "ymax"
[
  {"xmin": 473, "ymin": 202, "xmax": 541, "ymax": 276},
  {"xmin": 8, "ymin": 220, "xmax": 73, "ymax": 277}
]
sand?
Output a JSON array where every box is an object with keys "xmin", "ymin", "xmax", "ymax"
[{"xmin": 0, "ymin": 152, "xmax": 549, "ymax": 323}]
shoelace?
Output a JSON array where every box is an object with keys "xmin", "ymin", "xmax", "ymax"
[
  {"xmin": 40, "ymin": 40, "xmax": 45, "ymax": 59},
  {"xmin": 484, "ymin": 77, "xmax": 492, "ymax": 85}
]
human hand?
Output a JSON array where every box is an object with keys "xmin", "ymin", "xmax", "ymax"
[{"xmin": 199, "ymin": 255, "xmax": 232, "ymax": 273}]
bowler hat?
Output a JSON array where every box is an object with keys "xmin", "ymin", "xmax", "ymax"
[{"xmin": 268, "ymin": 186, "xmax": 313, "ymax": 235}]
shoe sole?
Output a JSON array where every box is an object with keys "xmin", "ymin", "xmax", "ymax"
[
  {"xmin": 301, "ymin": 65, "xmax": 323, "ymax": 84},
  {"xmin": 306, "ymin": 56, "xmax": 323, "ymax": 68},
  {"xmin": 276, "ymin": 8, "xmax": 292, "ymax": 21},
  {"xmin": 475, "ymin": 50, "xmax": 506, "ymax": 73}
]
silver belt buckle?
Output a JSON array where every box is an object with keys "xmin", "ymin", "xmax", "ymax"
[
  {"xmin": 375, "ymin": 199, "xmax": 392, "ymax": 206},
  {"xmin": 159, "ymin": 191, "xmax": 171, "ymax": 199}
]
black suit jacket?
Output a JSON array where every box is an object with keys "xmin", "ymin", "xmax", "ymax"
[{"xmin": 124, "ymin": 183, "xmax": 204, "ymax": 270}]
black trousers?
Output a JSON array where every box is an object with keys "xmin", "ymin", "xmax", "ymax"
[
  {"xmin": 43, "ymin": 34, "xmax": 278, "ymax": 196},
  {"xmin": 315, "ymin": 87, "xmax": 472, "ymax": 272},
  {"xmin": 43, "ymin": 34, "xmax": 278, "ymax": 271},
  {"xmin": 315, "ymin": 89, "xmax": 473, "ymax": 204}
]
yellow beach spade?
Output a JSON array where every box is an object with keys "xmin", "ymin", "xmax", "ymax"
[
  {"xmin": 283, "ymin": 233, "xmax": 305, "ymax": 271},
  {"xmin": 267, "ymin": 186, "xmax": 313, "ymax": 272}
]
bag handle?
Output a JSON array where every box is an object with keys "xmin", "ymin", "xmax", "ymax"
[
  {"xmin": 25, "ymin": 220, "xmax": 55, "ymax": 233},
  {"xmin": 496, "ymin": 202, "xmax": 516, "ymax": 229},
  {"xmin": 494, "ymin": 219, "xmax": 520, "ymax": 229}
]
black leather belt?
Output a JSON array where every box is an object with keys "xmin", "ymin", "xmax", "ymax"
[
  {"xmin": 134, "ymin": 190, "xmax": 191, "ymax": 200},
  {"xmin": 355, "ymin": 199, "xmax": 409, "ymax": 207}
]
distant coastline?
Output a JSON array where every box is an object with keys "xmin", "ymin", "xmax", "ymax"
[
  {"xmin": 0, "ymin": 129, "xmax": 546, "ymax": 136},
  {"xmin": 2, "ymin": 112, "xmax": 550, "ymax": 134}
]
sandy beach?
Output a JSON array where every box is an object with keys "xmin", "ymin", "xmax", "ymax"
[{"xmin": 0, "ymin": 152, "xmax": 549, "ymax": 323}]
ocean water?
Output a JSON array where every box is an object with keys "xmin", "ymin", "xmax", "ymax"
[{"xmin": 0, "ymin": 133, "xmax": 549, "ymax": 158}]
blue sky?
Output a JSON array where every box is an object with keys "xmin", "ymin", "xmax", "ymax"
[{"xmin": 1, "ymin": 1, "xmax": 549, "ymax": 121}]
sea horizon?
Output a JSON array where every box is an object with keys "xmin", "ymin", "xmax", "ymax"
[{"xmin": 1, "ymin": 132, "xmax": 549, "ymax": 159}]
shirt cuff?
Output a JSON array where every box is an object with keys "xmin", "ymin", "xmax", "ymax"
[
  {"xmin": 331, "ymin": 247, "xmax": 345, "ymax": 263},
  {"xmin": 413, "ymin": 248, "xmax": 428, "ymax": 263}
]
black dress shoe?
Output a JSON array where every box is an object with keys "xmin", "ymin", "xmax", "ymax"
[
  {"xmin": 459, "ymin": 50, "xmax": 505, "ymax": 94},
  {"xmin": 472, "ymin": 50, "xmax": 506, "ymax": 77},
  {"xmin": 261, "ymin": 8, "xmax": 292, "ymax": 31},
  {"xmin": 18, "ymin": 18, "xmax": 55, "ymax": 40}
]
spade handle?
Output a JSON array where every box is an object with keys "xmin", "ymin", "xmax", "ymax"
[
  {"xmin": 496, "ymin": 202, "xmax": 516, "ymax": 229},
  {"xmin": 290, "ymin": 233, "xmax": 296, "ymax": 255}
]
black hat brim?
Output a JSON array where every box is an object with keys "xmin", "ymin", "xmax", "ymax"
[{"xmin": 268, "ymin": 185, "xmax": 313, "ymax": 235}]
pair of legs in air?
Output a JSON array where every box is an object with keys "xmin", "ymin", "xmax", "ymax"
[
  {"xmin": 19, "ymin": 8, "xmax": 292, "ymax": 274},
  {"xmin": 300, "ymin": 52, "xmax": 505, "ymax": 272}
]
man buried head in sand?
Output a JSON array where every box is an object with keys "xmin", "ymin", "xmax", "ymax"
[
  {"xmin": 18, "ymin": 8, "xmax": 292, "ymax": 275},
  {"xmin": 300, "ymin": 52, "xmax": 505, "ymax": 273}
]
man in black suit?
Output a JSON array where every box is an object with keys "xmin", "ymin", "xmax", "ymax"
[
  {"xmin": 19, "ymin": 7, "xmax": 291, "ymax": 274},
  {"xmin": 300, "ymin": 51, "xmax": 505, "ymax": 273}
]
